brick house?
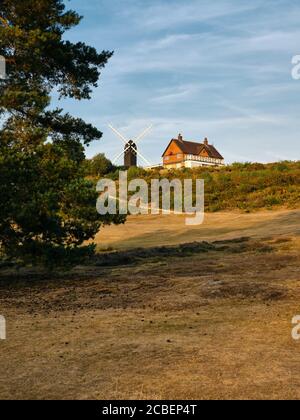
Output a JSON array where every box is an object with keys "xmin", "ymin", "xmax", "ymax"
[{"xmin": 162, "ymin": 134, "xmax": 224, "ymax": 169}]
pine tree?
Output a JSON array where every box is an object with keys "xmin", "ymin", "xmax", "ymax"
[{"xmin": 0, "ymin": 0, "xmax": 124, "ymax": 266}]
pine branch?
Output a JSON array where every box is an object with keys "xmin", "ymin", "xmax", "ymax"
[{"xmin": 0, "ymin": 16, "xmax": 10, "ymax": 28}]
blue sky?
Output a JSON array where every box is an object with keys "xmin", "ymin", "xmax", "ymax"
[{"xmin": 59, "ymin": 0, "xmax": 300, "ymax": 164}]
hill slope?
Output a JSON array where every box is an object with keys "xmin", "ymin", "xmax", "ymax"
[{"xmin": 137, "ymin": 161, "xmax": 300, "ymax": 212}]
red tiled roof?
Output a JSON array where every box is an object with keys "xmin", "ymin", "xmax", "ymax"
[{"xmin": 162, "ymin": 138, "xmax": 224, "ymax": 160}]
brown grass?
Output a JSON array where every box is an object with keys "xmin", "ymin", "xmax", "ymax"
[
  {"xmin": 0, "ymin": 209, "xmax": 300, "ymax": 399},
  {"xmin": 96, "ymin": 209, "xmax": 300, "ymax": 251}
]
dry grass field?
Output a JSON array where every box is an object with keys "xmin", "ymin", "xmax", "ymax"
[{"xmin": 1, "ymin": 209, "xmax": 300, "ymax": 400}]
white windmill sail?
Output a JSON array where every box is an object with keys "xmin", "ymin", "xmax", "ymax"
[{"xmin": 109, "ymin": 124, "xmax": 153, "ymax": 167}]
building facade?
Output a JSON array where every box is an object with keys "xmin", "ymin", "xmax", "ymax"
[{"xmin": 162, "ymin": 134, "xmax": 224, "ymax": 169}]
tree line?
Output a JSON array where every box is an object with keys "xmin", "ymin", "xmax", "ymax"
[{"xmin": 0, "ymin": 0, "xmax": 125, "ymax": 268}]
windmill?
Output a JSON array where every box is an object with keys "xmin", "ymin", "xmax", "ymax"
[{"xmin": 109, "ymin": 124, "xmax": 152, "ymax": 168}]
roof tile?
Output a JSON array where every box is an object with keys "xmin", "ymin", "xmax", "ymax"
[{"xmin": 163, "ymin": 139, "xmax": 224, "ymax": 160}]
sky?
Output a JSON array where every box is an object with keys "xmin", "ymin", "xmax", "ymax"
[{"xmin": 58, "ymin": 0, "xmax": 300, "ymax": 164}]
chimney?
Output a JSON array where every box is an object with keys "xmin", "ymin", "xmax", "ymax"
[
  {"xmin": 178, "ymin": 133, "xmax": 183, "ymax": 142},
  {"xmin": 204, "ymin": 137, "xmax": 209, "ymax": 145}
]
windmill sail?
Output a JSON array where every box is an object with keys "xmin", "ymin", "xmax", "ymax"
[{"xmin": 109, "ymin": 124, "xmax": 152, "ymax": 168}]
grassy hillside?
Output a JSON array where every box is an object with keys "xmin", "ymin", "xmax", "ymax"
[{"xmin": 120, "ymin": 161, "xmax": 300, "ymax": 212}]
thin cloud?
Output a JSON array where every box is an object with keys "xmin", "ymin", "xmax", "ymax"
[
  {"xmin": 58, "ymin": 0, "xmax": 300, "ymax": 164},
  {"xmin": 130, "ymin": 0, "xmax": 264, "ymax": 30}
]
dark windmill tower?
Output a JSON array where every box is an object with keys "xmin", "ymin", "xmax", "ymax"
[
  {"xmin": 124, "ymin": 140, "xmax": 137, "ymax": 168},
  {"xmin": 109, "ymin": 124, "xmax": 152, "ymax": 168}
]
